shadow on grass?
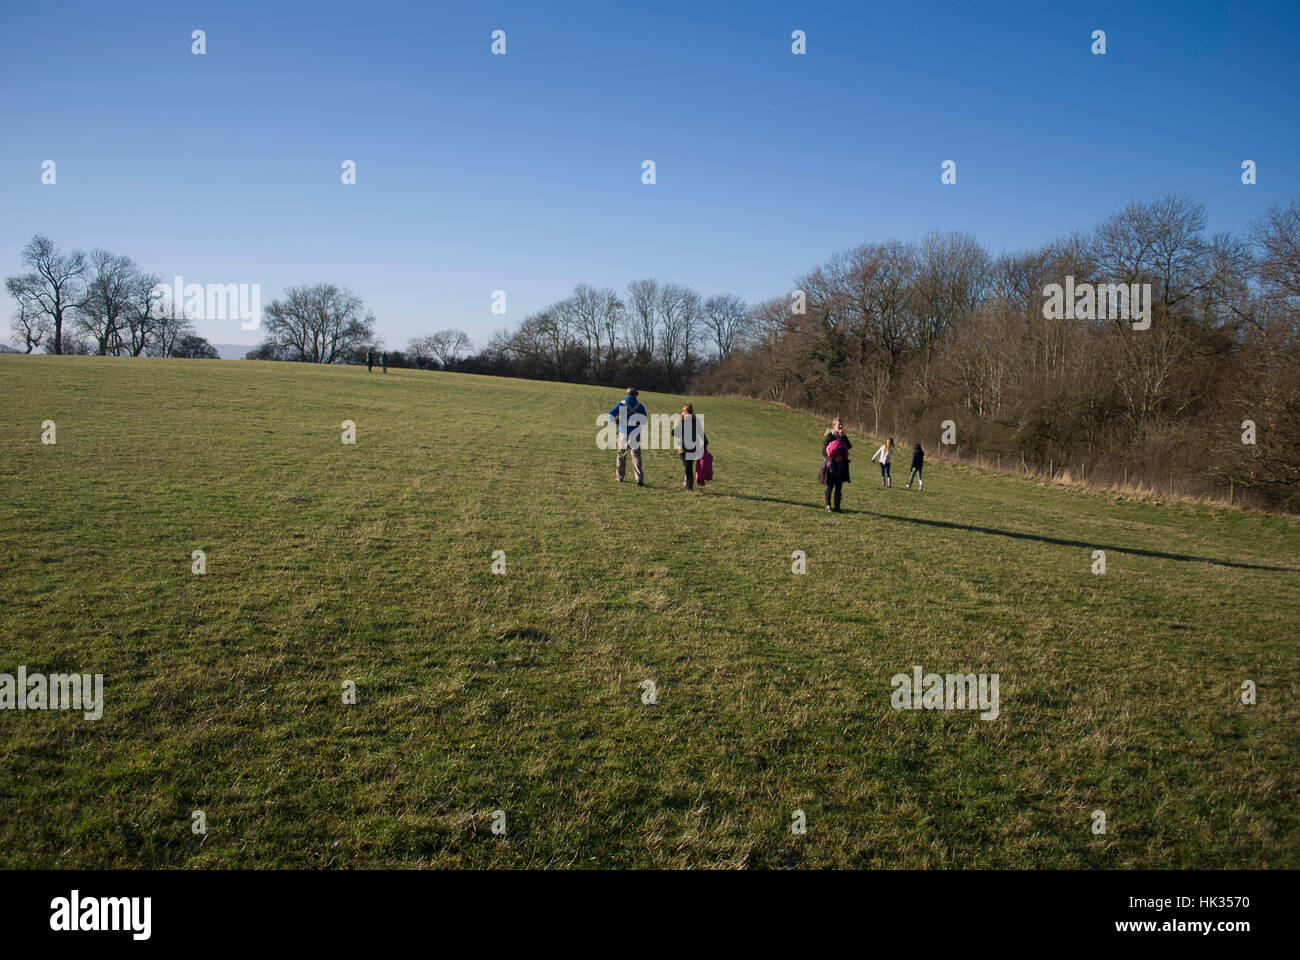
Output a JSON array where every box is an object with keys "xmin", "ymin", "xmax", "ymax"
[{"xmin": 717, "ymin": 491, "xmax": 1298, "ymax": 573}]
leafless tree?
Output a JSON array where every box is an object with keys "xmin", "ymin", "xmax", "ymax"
[
  {"xmin": 598, "ymin": 288, "xmax": 624, "ymax": 365},
  {"xmin": 626, "ymin": 278, "xmax": 659, "ymax": 360},
  {"xmin": 123, "ymin": 271, "xmax": 163, "ymax": 356},
  {"xmin": 565, "ymin": 286, "xmax": 598, "ymax": 370},
  {"xmin": 259, "ymin": 284, "xmax": 375, "ymax": 363},
  {"xmin": 1093, "ymin": 195, "xmax": 1210, "ymax": 432},
  {"xmin": 147, "ymin": 300, "xmax": 194, "ymax": 358},
  {"xmin": 4, "ymin": 235, "xmax": 86, "ymax": 354},
  {"xmin": 76, "ymin": 250, "xmax": 139, "ymax": 355},
  {"xmin": 407, "ymin": 335, "xmax": 436, "ymax": 367},
  {"xmin": 1249, "ymin": 200, "xmax": 1300, "ymax": 347},
  {"xmin": 658, "ymin": 283, "xmax": 699, "ymax": 373},
  {"xmin": 427, "ymin": 329, "xmax": 473, "ymax": 367},
  {"xmin": 702, "ymin": 294, "xmax": 747, "ymax": 362},
  {"xmin": 9, "ymin": 298, "xmax": 46, "ymax": 353},
  {"xmin": 910, "ymin": 231, "xmax": 990, "ymax": 385}
]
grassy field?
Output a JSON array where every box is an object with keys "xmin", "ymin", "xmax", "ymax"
[{"xmin": 1, "ymin": 355, "xmax": 1297, "ymax": 869}]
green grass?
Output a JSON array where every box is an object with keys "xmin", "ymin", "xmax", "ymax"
[{"xmin": 1, "ymin": 355, "xmax": 1297, "ymax": 868}]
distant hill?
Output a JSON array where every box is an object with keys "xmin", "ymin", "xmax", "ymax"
[{"xmin": 211, "ymin": 343, "xmax": 256, "ymax": 359}]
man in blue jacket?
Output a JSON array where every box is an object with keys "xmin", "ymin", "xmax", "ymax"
[{"xmin": 608, "ymin": 387, "xmax": 647, "ymax": 485}]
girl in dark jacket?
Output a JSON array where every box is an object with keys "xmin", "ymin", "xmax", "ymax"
[
  {"xmin": 906, "ymin": 443, "xmax": 924, "ymax": 489},
  {"xmin": 820, "ymin": 419, "xmax": 851, "ymax": 511}
]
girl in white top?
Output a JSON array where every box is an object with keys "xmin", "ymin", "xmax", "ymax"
[{"xmin": 871, "ymin": 437, "xmax": 894, "ymax": 487}]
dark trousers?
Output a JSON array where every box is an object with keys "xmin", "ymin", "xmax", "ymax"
[
  {"xmin": 908, "ymin": 466, "xmax": 922, "ymax": 485},
  {"xmin": 825, "ymin": 480, "xmax": 843, "ymax": 509},
  {"xmin": 682, "ymin": 456, "xmax": 694, "ymax": 489}
]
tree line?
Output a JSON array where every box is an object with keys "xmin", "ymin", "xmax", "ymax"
[
  {"xmin": 696, "ymin": 195, "xmax": 1300, "ymax": 511},
  {"xmin": 5, "ymin": 236, "xmax": 218, "ymax": 358},
  {"xmin": 3, "ymin": 236, "xmax": 474, "ymax": 370},
  {"xmin": 463, "ymin": 282, "xmax": 748, "ymax": 391},
  {"xmin": 247, "ymin": 295, "xmax": 474, "ymax": 372}
]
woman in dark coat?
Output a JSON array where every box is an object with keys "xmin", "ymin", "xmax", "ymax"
[
  {"xmin": 820, "ymin": 418, "xmax": 851, "ymax": 511},
  {"xmin": 675, "ymin": 403, "xmax": 708, "ymax": 490}
]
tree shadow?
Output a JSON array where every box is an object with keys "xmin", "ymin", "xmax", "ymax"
[{"xmin": 717, "ymin": 492, "xmax": 1298, "ymax": 573}]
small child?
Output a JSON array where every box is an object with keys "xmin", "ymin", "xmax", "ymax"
[
  {"xmin": 906, "ymin": 442, "xmax": 924, "ymax": 489},
  {"xmin": 872, "ymin": 437, "xmax": 894, "ymax": 487}
]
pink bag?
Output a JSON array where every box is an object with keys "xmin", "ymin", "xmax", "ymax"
[
  {"xmin": 826, "ymin": 439, "xmax": 847, "ymax": 459},
  {"xmin": 696, "ymin": 449, "xmax": 714, "ymax": 483}
]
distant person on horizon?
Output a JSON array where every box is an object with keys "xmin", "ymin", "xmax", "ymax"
[
  {"xmin": 872, "ymin": 437, "xmax": 894, "ymax": 487},
  {"xmin": 608, "ymin": 387, "xmax": 646, "ymax": 485},
  {"xmin": 820, "ymin": 418, "xmax": 851, "ymax": 511},
  {"xmin": 906, "ymin": 443, "xmax": 924, "ymax": 489},
  {"xmin": 366, "ymin": 349, "xmax": 373, "ymax": 373},
  {"xmin": 381, "ymin": 352, "xmax": 388, "ymax": 373},
  {"xmin": 674, "ymin": 403, "xmax": 708, "ymax": 490}
]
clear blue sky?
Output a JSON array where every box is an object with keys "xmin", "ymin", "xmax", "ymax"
[{"xmin": 2, "ymin": 0, "xmax": 1297, "ymax": 349}]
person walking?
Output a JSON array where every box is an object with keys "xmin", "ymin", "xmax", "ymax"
[
  {"xmin": 608, "ymin": 387, "xmax": 647, "ymax": 485},
  {"xmin": 366, "ymin": 349, "xmax": 373, "ymax": 373},
  {"xmin": 674, "ymin": 403, "xmax": 707, "ymax": 490},
  {"xmin": 906, "ymin": 442, "xmax": 925, "ymax": 489},
  {"xmin": 380, "ymin": 352, "xmax": 388, "ymax": 374},
  {"xmin": 820, "ymin": 419, "xmax": 851, "ymax": 511},
  {"xmin": 872, "ymin": 437, "xmax": 894, "ymax": 487}
]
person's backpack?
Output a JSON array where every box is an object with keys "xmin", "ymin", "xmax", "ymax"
[{"xmin": 826, "ymin": 438, "xmax": 847, "ymax": 459}]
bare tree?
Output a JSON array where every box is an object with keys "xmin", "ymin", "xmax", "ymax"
[
  {"xmin": 702, "ymin": 293, "xmax": 747, "ymax": 362},
  {"xmin": 407, "ymin": 335, "xmax": 436, "ymax": 368},
  {"xmin": 124, "ymin": 271, "xmax": 163, "ymax": 356},
  {"xmin": 658, "ymin": 283, "xmax": 699, "ymax": 373},
  {"xmin": 1249, "ymin": 200, "xmax": 1300, "ymax": 346},
  {"xmin": 598, "ymin": 288, "xmax": 624, "ymax": 366},
  {"xmin": 4, "ymin": 235, "xmax": 86, "ymax": 354},
  {"xmin": 147, "ymin": 301, "xmax": 194, "ymax": 357},
  {"xmin": 9, "ymin": 298, "xmax": 46, "ymax": 353},
  {"xmin": 258, "ymin": 284, "xmax": 375, "ymax": 363},
  {"xmin": 626, "ymin": 278, "xmax": 659, "ymax": 360},
  {"xmin": 912, "ymin": 233, "xmax": 989, "ymax": 351},
  {"xmin": 427, "ymin": 329, "xmax": 472, "ymax": 367},
  {"xmin": 543, "ymin": 307, "xmax": 575, "ymax": 378},
  {"xmin": 1093, "ymin": 195, "xmax": 1209, "ymax": 432},
  {"xmin": 568, "ymin": 285, "xmax": 604, "ymax": 372},
  {"xmin": 76, "ymin": 250, "xmax": 139, "ymax": 355},
  {"xmin": 743, "ymin": 296, "xmax": 799, "ymax": 401}
]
